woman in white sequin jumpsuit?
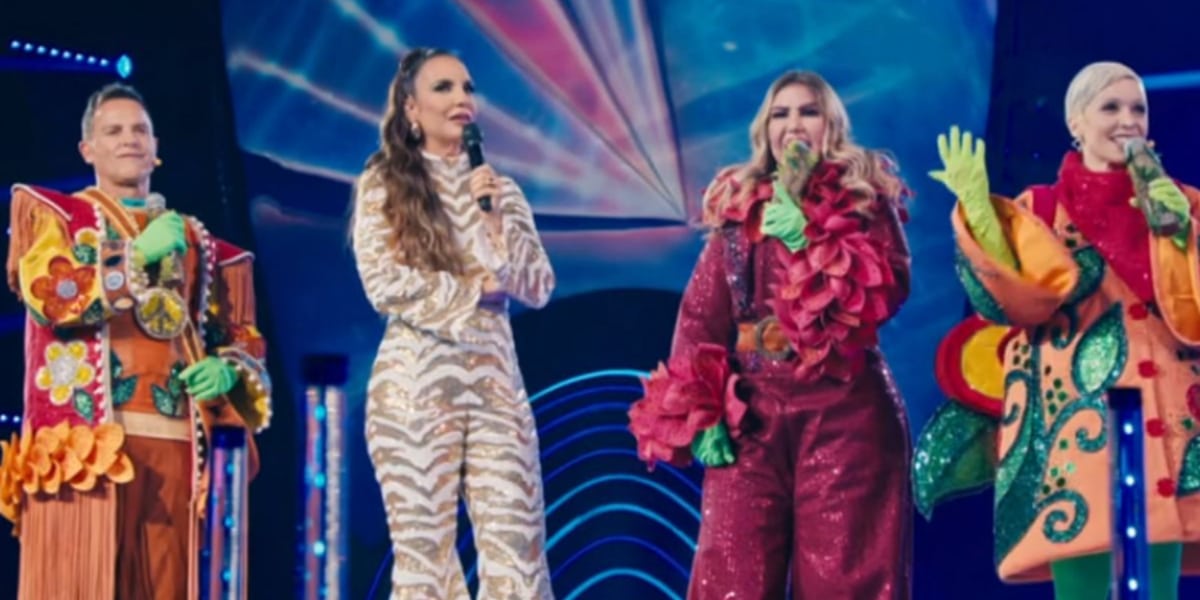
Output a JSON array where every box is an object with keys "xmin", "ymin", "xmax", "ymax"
[{"xmin": 351, "ymin": 48, "xmax": 556, "ymax": 599}]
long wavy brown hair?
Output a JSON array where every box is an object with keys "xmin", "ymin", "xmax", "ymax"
[
  {"xmin": 720, "ymin": 71, "xmax": 906, "ymax": 219},
  {"xmin": 357, "ymin": 48, "xmax": 464, "ymax": 273}
]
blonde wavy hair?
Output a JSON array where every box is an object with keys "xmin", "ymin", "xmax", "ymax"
[{"xmin": 710, "ymin": 71, "xmax": 905, "ymax": 223}]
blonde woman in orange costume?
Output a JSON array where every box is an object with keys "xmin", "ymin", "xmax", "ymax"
[{"xmin": 926, "ymin": 61, "xmax": 1200, "ymax": 599}]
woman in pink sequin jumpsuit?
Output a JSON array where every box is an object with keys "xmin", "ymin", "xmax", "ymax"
[{"xmin": 631, "ymin": 71, "xmax": 913, "ymax": 599}]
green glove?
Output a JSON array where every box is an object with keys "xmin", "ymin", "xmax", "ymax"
[
  {"xmin": 762, "ymin": 179, "xmax": 809, "ymax": 252},
  {"xmin": 691, "ymin": 421, "xmax": 736, "ymax": 468},
  {"xmin": 179, "ymin": 357, "xmax": 239, "ymax": 401},
  {"xmin": 132, "ymin": 212, "xmax": 187, "ymax": 266},
  {"xmin": 929, "ymin": 126, "xmax": 1017, "ymax": 270},
  {"xmin": 1148, "ymin": 177, "xmax": 1192, "ymax": 250}
]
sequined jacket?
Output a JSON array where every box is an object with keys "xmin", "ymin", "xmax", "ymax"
[
  {"xmin": 950, "ymin": 171, "xmax": 1200, "ymax": 581},
  {"xmin": 351, "ymin": 152, "xmax": 554, "ymax": 367},
  {"xmin": 675, "ymin": 169, "xmax": 910, "ymax": 380}
]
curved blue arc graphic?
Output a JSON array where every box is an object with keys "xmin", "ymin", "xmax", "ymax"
[
  {"xmin": 534, "ymin": 387, "xmax": 644, "ymax": 421},
  {"xmin": 540, "ymin": 424, "xmax": 639, "ymax": 457},
  {"xmin": 545, "ymin": 475, "xmax": 702, "ymax": 524},
  {"xmin": 563, "ymin": 569, "xmax": 684, "ymax": 600},
  {"xmin": 542, "ymin": 448, "xmax": 702, "ymax": 496},
  {"xmin": 551, "ymin": 535, "xmax": 693, "ymax": 580},
  {"xmin": 530, "ymin": 370, "xmax": 649, "ymax": 404},
  {"xmin": 538, "ymin": 401, "xmax": 643, "ymax": 435}
]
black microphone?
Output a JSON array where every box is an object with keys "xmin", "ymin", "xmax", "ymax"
[{"xmin": 462, "ymin": 122, "xmax": 491, "ymax": 212}]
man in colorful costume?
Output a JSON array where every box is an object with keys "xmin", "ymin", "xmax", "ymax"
[{"xmin": 0, "ymin": 83, "xmax": 271, "ymax": 599}]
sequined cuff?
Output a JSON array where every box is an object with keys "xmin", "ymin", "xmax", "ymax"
[{"xmin": 217, "ymin": 347, "xmax": 272, "ymax": 433}]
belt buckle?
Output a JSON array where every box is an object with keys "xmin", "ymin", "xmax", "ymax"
[{"xmin": 754, "ymin": 315, "xmax": 793, "ymax": 361}]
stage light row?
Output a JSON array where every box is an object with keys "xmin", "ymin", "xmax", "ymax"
[{"xmin": 8, "ymin": 39, "xmax": 133, "ymax": 78}]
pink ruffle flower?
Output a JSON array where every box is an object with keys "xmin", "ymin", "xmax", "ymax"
[
  {"xmin": 771, "ymin": 165, "xmax": 897, "ymax": 383},
  {"xmin": 627, "ymin": 343, "xmax": 747, "ymax": 470}
]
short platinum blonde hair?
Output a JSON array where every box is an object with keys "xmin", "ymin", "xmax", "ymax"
[{"xmin": 1064, "ymin": 61, "xmax": 1143, "ymax": 134}]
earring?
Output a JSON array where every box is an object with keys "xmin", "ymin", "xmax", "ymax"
[
  {"xmin": 410, "ymin": 122, "xmax": 422, "ymax": 140},
  {"xmin": 1071, "ymin": 137, "xmax": 1081, "ymax": 150}
]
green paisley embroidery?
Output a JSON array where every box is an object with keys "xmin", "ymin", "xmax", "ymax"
[
  {"xmin": 954, "ymin": 250, "xmax": 1008, "ymax": 325},
  {"xmin": 1064, "ymin": 247, "xmax": 1104, "ymax": 305},
  {"xmin": 73, "ymin": 389, "xmax": 95, "ymax": 421},
  {"xmin": 169, "ymin": 362, "xmax": 185, "ymax": 397},
  {"xmin": 110, "ymin": 351, "xmax": 138, "ymax": 407},
  {"xmin": 72, "ymin": 244, "xmax": 97, "ymax": 265},
  {"xmin": 1037, "ymin": 489, "xmax": 1090, "ymax": 543},
  {"xmin": 1071, "ymin": 303, "xmax": 1128, "ymax": 396},
  {"xmin": 1040, "ymin": 305, "xmax": 1080, "ymax": 351},
  {"xmin": 995, "ymin": 359, "xmax": 1044, "ymax": 563},
  {"xmin": 1178, "ymin": 436, "xmax": 1200, "ymax": 497},
  {"xmin": 1002, "ymin": 401, "xmax": 1020, "ymax": 426},
  {"xmin": 105, "ymin": 223, "xmax": 122, "ymax": 241},
  {"xmin": 995, "ymin": 337, "xmax": 1109, "ymax": 566},
  {"xmin": 152, "ymin": 362, "xmax": 188, "ymax": 418},
  {"xmin": 81, "ymin": 299, "xmax": 105, "ymax": 325},
  {"xmin": 1051, "ymin": 393, "xmax": 1108, "ymax": 454},
  {"xmin": 112, "ymin": 378, "xmax": 137, "ymax": 408},
  {"xmin": 151, "ymin": 385, "xmax": 180, "ymax": 417}
]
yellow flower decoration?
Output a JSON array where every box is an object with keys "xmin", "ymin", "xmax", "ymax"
[
  {"xmin": 34, "ymin": 341, "xmax": 96, "ymax": 406},
  {"xmin": 0, "ymin": 432, "xmax": 22, "ymax": 530},
  {"xmin": 0, "ymin": 421, "xmax": 136, "ymax": 534}
]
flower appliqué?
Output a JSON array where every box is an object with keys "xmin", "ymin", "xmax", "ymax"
[
  {"xmin": 34, "ymin": 341, "xmax": 95, "ymax": 406},
  {"xmin": 29, "ymin": 256, "xmax": 95, "ymax": 322}
]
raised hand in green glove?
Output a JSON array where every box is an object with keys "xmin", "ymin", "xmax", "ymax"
[
  {"xmin": 1148, "ymin": 177, "xmax": 1192, "ymax": 250},
  {"xmin": 132, "ymin": 211, "xmax": 187, "ymax": 266},
  {"xmin": 691, "ymin": 421, "xmax": 736, "ymax": 468},
  {"xmin": 929, "ymin": 126, "xmax": 1017, "ymax": 270},
  {"xmin": 762, "ymin": 179, "xmax": 809, "ymax": 252},
  {"xmin": 180, "ymin": 357, "xmax": 239, "ymax": 401}
]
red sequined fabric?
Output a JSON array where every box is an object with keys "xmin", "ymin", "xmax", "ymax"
[
  {"xmin": 712, "ymin": 163, "xmax": 905, "ymax": 382},
  {"xmin": 1054, "ymin": 150, "xmax": 1154, "ymax": 302}
]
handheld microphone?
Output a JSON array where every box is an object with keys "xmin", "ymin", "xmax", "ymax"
[
  {"xmin": 144, "ymin": 192, "xmax": 183, "ymax": 286},
  {"xmin": 146, "ymin": 192, "xmax": 167, "ymax": 218},
  {"xmin": 779, "ymin": 140, "xmax": 818, "ymax": 200},
  {"xmin": 1125, "ymin": 137, "xmax": 1182, "ymax": 236},
  {"xmin": 462, "ymin": 123, "xmax": 491, "ymax": 212}
]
